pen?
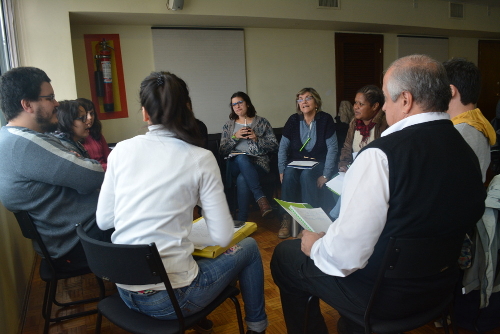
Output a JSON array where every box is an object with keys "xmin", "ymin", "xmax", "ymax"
[{"xmin": 299, "ymin": 137, "xmax": 311, "ymax": 152}]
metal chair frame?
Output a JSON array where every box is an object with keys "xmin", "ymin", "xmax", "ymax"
[{"xmin": 14, "ymin": 211, "xmax": 104, "ymax": 334}]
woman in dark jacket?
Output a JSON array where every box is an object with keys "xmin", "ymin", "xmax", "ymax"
[{"xmin": 277, "ymin": 87, "xmax": 338, "ymax": 238}]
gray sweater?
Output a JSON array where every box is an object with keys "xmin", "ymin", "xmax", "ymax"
[
  {"xmin": 454, "ymin": 123, "xmax": 491, "ymax": 183},
  {"xmin": 0, "ymin": 126, "xmax": 104, "ymax": 258}
]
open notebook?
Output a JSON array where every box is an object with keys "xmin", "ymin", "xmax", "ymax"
[{"xmin": 274, "ymin": 199, "xmax": 333, "ymax": 233}]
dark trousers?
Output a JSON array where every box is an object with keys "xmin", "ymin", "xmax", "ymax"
[{"xmin": 270, "ymin": 239, "xmax": 366, "ymax": 334}]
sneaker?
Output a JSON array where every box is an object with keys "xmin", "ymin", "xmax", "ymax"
[
  {"xmin": 192, "ymin": 317, "xmax": 214, "ymax": 334},
  {"xmin": 278, "ymin": 214, "xmax": 291, "ymax": 239}
]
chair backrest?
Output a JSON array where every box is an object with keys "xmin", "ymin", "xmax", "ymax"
[
  {"xmin": 76, "ymin": 224, "xmax": 186, "ymax": 330},
  {"xmin": 14, "ymin": 211, "xmax": 52, "ymax": 261},
  {"xmin": 76, "ymin": 224, "xmax": 166, "ymax": 286}
]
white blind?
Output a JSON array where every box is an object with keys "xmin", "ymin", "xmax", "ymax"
[{"xmin": 152, "ymin": 28, "xmax": 247, "ymax": 133}]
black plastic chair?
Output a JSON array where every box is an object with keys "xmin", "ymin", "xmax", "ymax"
[
  {"xmin": 304, "ymin": 235, "xmax": 462, "ymax": 334},
  {"xmin": 13, "ymin": 211, "xmax": 104, "ymax": 334},
  {"xmin": 76, "ymin": 224, "xmax": 245, "ymax": 334}
]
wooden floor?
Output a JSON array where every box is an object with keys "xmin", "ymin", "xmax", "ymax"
[{"xmin": 20, "ymin": 209, "xmax": 500, "ymax": 334}]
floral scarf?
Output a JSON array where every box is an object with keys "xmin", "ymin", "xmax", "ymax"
[{"xmin": 355, "ymin": 111, "xmax": 379, "ymax": 143}]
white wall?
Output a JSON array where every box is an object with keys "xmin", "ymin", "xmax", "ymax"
[{"xmin": 245, "ymin": 28, "xmax": 336, "ymax": 129}]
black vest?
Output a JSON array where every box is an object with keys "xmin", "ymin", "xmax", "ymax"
[
  {"xmin": 340, "ymin": 119, "xmax": 486, "ymax": 318},
  {"xmin": 282, "ymin": 112, "xmax": 335, "ymax": 163}
]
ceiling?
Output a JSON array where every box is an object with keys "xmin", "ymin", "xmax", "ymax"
[{"xmin": 69, "ymin": 10, "xmax": 500, "ymax": 39}]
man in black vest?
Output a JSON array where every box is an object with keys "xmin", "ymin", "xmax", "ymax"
[{"xmin": 270, "ymin": 54, "xmax": 486, "ymax": 334}]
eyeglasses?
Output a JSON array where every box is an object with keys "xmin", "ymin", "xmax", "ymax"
[
  {"xmin": 38, "ymin": 94, "xmax": 56, "ymax": 102},
  {"xmin": 297, "ymin": 96, "xmax": 314, "ymax": 104},
  {"xmin": 75, "ymin": 115, "xmax": 87, "ymax": 123},
  {"xmin": 231, "ymin": 100, "xmax": 244, "ymax": 107}
]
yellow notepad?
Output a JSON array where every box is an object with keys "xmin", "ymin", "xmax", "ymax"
[{"xmin": 191, "ymin": 219, "xmax": 257, "ymax": 258}]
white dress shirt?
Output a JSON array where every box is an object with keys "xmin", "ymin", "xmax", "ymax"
[
  {"xmin": 309, "ymin": 112, "xmax": 451, "ymax": 277},
  {"xmin": 96, "ymin": 125, "xmax": 234, "ymax": 290}
]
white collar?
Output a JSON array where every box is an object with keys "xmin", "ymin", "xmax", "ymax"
[
  {"xmin": 146, "ymin": 124, "xmax": 175, "ymax": 136},
  {"xmin": 382, "ymin": 112, "xmax": 450, "ymax": 137}
]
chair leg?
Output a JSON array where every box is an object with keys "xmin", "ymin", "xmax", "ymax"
[
  {"xmin": 43, "ymin": 280, "xmax": 58, "ymax": 334},
  {"xmin": 442, "ymin": 312, "xmax": 450, "ymax": 334},
  {"xmin": 304, "ymin": 296, "xmax": 319, "ymax": 334},
  {"xmin": 41, "ymin": 277, "xmax": 100, "ymax": 329},
  {"xmin": 229, "ymin": 296, "xmax": 245, "ymax": 334},
  {"xmin": 448, "ymin": 303, "xmax": 459, "ymax": 334},
  {"xmin": 95, "ymin": 311, "xmax": 103, "ymax": 334},
  {"xmin": 41, "ymin": 281, "xmax": 52, "ymax": 320}
]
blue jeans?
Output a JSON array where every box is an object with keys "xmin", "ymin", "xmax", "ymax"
[
  {"xmin": 230, "ymin": 155, "xmax": 267, "ymax": 221},
  {"xmin": 117, "ymin": 238, "xmax": 267, "ymax": 332},
  {"xmin": 330, "ymin": 194, "xmax": 341, "ymax": 220},
  {"xmin": 281, "ymin": 162, "xmax": 326, "ymax": 209}
]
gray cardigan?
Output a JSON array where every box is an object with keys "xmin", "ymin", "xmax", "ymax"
[
  {"xmin": 0, "ymin": 126, "xmax": 104, "ymax": 259},
  {"xmin": 219, "ymin": 115, "xmax": 278, "ymax": 172}
]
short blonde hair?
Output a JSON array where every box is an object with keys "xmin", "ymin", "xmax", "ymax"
[{"xmin": 295, "ymin": 87, "xmax": 322, "ymax": 114}]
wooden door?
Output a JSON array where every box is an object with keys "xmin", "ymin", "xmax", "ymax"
[
  {"xmin": 477, "ymin": 40, "xmax": 500, "ymax": 121},
  {"xmin": 335, "ymin": 33, "xmax": 384, "ymax": 112}
]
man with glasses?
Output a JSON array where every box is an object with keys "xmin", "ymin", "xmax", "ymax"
[{"xmin": 0, "ymin": 67, "xmax": 105, "ymax": 272}]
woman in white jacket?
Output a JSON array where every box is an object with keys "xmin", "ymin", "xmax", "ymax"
[{"xmin": 96, "ymin": 71, "xmax": 267, "ymax": 334}]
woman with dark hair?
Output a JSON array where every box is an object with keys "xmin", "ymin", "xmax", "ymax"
[
  {"xmin": 337, "ymin": 85, "xmax": 388, "ymax": 172},
  {"xmin": 330, "ymin": 85, "xmax": 388, "ymax": 221},
  {"xmin": 219, "ymin": 91, "xmax": 278, "ymax": 221},
  {"xmin": 51, "ymin": 99, "xmax": 90, "ymax": 157},
  {"xmin": 277, "ymin": 87, "xmax": 338, "ymax": 239},
  {"xmin": 78, "ymin": 98, "xmax": 111, "ymax": 171},
  {"xmin": 96, "ymin": 72, "xmax": 267, "ymax": 334}
]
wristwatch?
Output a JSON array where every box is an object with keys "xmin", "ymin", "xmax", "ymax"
[{"xmin": 323, "ymin": 176, "xmax": 328, "ymax": 180}]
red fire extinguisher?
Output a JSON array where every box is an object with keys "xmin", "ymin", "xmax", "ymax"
[{"xmin": 95, "ymin": 39, "xmax": 114, "ymax": 112}]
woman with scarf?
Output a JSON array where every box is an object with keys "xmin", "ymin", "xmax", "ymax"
[
  {"xmin": 330, "ymin": 85, "xmax": 388, "ymax": 220},
  {"xmin": 338, "ymin": 85, "xmax": 388, "ymax": 172}
]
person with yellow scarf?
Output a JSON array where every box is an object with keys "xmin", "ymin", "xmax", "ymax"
[{"xmin": 444, "ymin": 58, "xmax": 496, "ymax": 183}]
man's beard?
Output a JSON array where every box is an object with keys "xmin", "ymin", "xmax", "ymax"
[{"xmin": 35, "ymin": 107, "xmax": 58, "ymax": 133}]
